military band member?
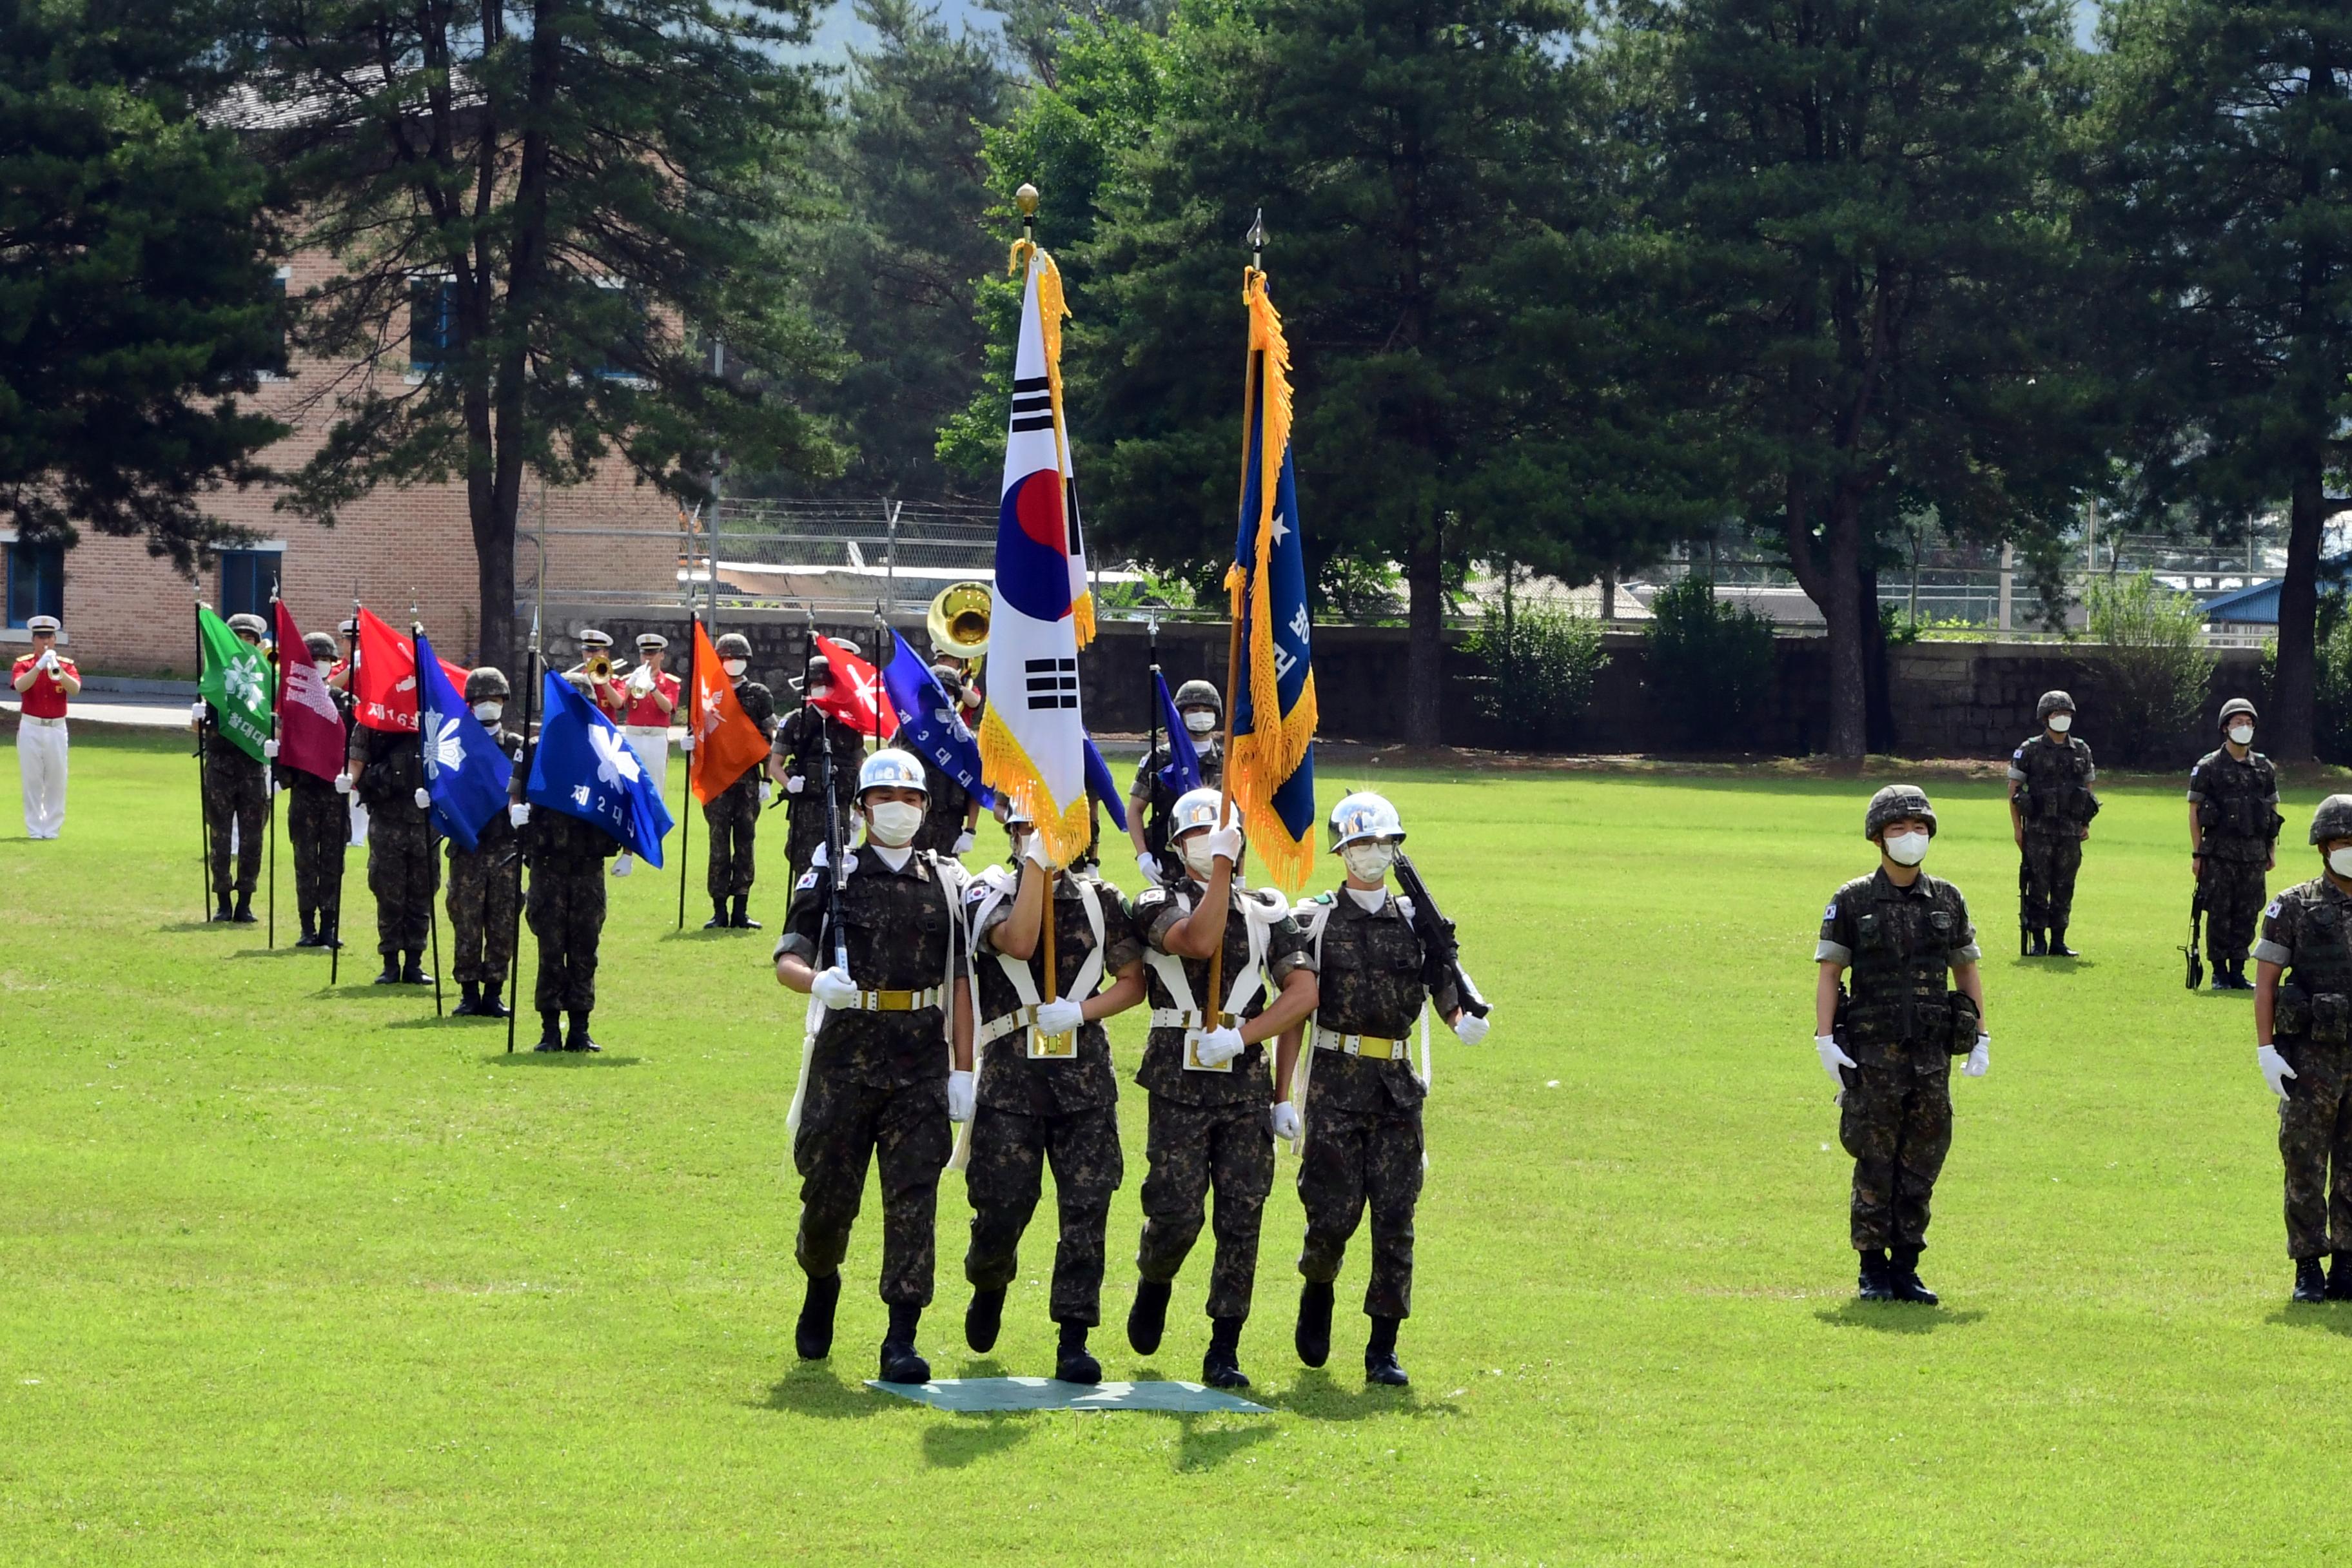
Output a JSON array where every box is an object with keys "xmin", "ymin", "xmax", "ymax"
[
  {"xmin": 347, "ymin": 687, "xmax": 435, "ymax": 983},
  {"xmin": 772, "ymin": 653, "xmax": 862, "ymax": 894},
  {"xmin": 2191, "ymin": 698, "xmax": 2282, "ymax": 990},
  {"xmin": 12, "ymin": 613, "xmax": 78, "ymax": 839},
  {"xmin": 961, "ymin": 803, "xmax": 1148, "ymax": 1384},
  {"xmin": 191, "ymin": 611, "xmax": 270, "ymax": 923},
  {"xmin": 1124, "ymin": 787, "xmax": 1319, "ymax": 1389},
  {"xmin": 775, "ymin": 749, "xmax": 975, "ymax": 1386},
  {"xmin": 446, "ymin": 668, "xmax": 525, "ymax": 1017},
  {"xmin": 324, "ymin": 618, "xmax": 358, "ymax": 691},
  {"xmin": 698, "ymin": 632, "xmax": 778, "ymax": 929},
  {"xmin": 565, "ymin": 627, "xmax": 627, "ymax": 720},
  {"xmin": 1814, "ymin": 785, "xmax": 1990, "ymax": 1305},
  {"xmin": 914, "ymin": 664, "xmax": 982, "ymax": 859},
  {"xmin": 516, "ymin": 677, "xmax": 624, "ymax": 1050},
  {"xmin": 286, "ymin": 631, "xmax": 352, "ymax": 947},
  {"xmin": 1274, "ymin": 792, "xmax": 1488, "ymax": 1387},
  {"xmin": 617, "ymin": 632, "xmax": 681, "ymax": 803},
  {"xmin": 2008, "ymin": 690, "xmax": 2098, "ymax": 957},
  {"xmin": 1127, "ymin": 680, "xmax": 1225, "ymax": 884}
]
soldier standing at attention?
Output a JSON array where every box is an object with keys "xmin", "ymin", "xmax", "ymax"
[
  {"xmin": 516, "ymin": 676, "xmax": 623, "ymax": 1051},
  {"xmin": 2008, "ymin": 689, "xmax": 2099, "ymax": 957},
  {"xmin": 192, "ymin": 612, "xmax": 270, "ymax": 923},
  {"xmin": 2191, "ymin": 698, "xmax": 2282, "ymax": 990},
  {"xmin": 11, "ymin": 614, "xmax": 78, "ymax": 839},
  {"xmin": 774, "ymin": 749, "xmax": 974, "ymax": 1386},
  {"xmin": 1127, "ymin": 680, "xmax": 1224, "ymax": 885},
  {"xmin": 2249, "ymin": 795, "xmax": 2352, "ymax": 1304},
  {"xmin": 1124, "ymin": 788, "xmax": 1320, "ymax": 1389},
  {"xmin": 347, "ymin": 683, "xmax": 435, "ymax": 983},
  {"xmin": 772, "ymin": 653, "xmax": 863, "ymax": 894},
  {"xmin": 960, "ymin": 803, "xmax": 1148, "ymax": 1384},
  {"xmin": 446, "ymin": 668, "xmax": 524, "ymax": 1017},
  {"xmin": 286, "ymin": 631, "xmax": 352, "ymax": 947},
  {"xmin": 1813, "ymin": 785, "xmax": 1990, "ymax": 1306},
  {"xmin": 1274, "ymin": 792, "xmax": 1489, "ymax": 1387},
  {"xmin": 698, "ymin": 632, "xmax": 777, "ymax": 929}
]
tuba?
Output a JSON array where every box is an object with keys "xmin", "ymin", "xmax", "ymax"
[{"xmin": 928, "ymin": 582, "xmax": 992, "ymax": 670}]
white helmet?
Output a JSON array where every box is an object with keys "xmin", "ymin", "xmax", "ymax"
[
  {"xmin": 1328, "ymin": 790, "xmax": 1405, "ymax": 853},
  {"xmin": 858, "ymin": 748, "xmax": 929, "ymax": 798},
  {"xmin": 1170, "ymin": 786, "xmax": 1237, "ymax": 841}
]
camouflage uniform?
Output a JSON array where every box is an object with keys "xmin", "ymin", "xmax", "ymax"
[
  {"xmin": 1293, "ymin": 888, "xmax": 1462, "ymax": 1320},
  {"xmin": 2191, "ymin": 747, "xmax": 2281, "ymax": 969},
  {"xmin": 526, "ymin": 808, "xmax": 620, "ymax": 1013},
  {"xmin": 351, "ymin": 727, "xmax": 435, "ymax": 957},
  {"xmin": 1816, "ymin": 869, "xmax": 1981, "ymax": 1253},
  {"xmin": 964, "ymin": 870, "xmax": 1142, "ymax": 1327},
  {"xmin": 778, "ymin": 845, "xmax": 968, "ymax": 1308},
  {"xmin": 2008, "ymin": 733, "xmax": 2099, "ymax": 934},
  {"xmin": 703, "ymin": 674, "xmax": 777, "ymax": 903},
  {"xmin": 2253, "ymin": 881, "xmax": 2352, "ymax": 1259},
  {"xmin": 914, "ymin": 760, "xmax": 975, "ymax": 858},
  {"xmin": 1131, "ymin": 882, "xmax": 1315, "ymax": 1319},
  {"xmin": 1132, "ymin": 743, "xmax": 1222, "ymax": 865},
  {"xmin": 200, "ymin": 713, "xmax": 268, "ymax": 901},
  {"xmin": 774, "ymin": 703, "xmax": 863, "ymax": 888},
  {"xmin": 447, "ymin": 729, "xmax": 527, "ymax": 989},
  {"xmin": 286, "ymin": 685, "xmax": 352, "ymax": 934}
]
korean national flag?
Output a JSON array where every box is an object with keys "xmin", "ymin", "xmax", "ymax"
[
  {"xmin": 526, "ymin": 669, "xmax": 674, "ymax": 865},
  {"xmin": 416, "ymin": 631, "xmax": 511, "ymax": 851}
]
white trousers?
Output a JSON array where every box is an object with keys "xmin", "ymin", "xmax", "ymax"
[
  {"xmin": 16, "ymin": 718, "xmax": 66, "ymax": 838},
  {"xmin": 623, "ymin": 725, "xmax": 671, "ymax": 803}
]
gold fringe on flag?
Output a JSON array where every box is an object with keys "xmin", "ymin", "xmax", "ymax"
[{"xmin": 977, "ymin": 701, "xmax": 1095, "ymax": 868}]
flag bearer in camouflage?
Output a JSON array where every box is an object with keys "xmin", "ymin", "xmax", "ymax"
[
  {"xmin": 774, "ymin": 749, "xmax": 974, "ymax": 1386},
  {"xmin": 2007, "ymin": 689, "xmax": 2099, "ymax": 957},
  {"xmin": 1126, "ymin": 680, "xmax": 1225, "ymax": 885},
  {"xmin": 1123, "ymin": 787, "xmax": 1320, "ymax": 1390},
  {"xmin": 1273, "ymin": 792, "xmax": 1489, "ymax": 1388},
  {"xmin": 193, "ymin": 612, "xmax": 271, "ymax": 923},
  {"xmin": 446, "ymin": 668, "xmax": 524, "ymax": 1017},
  {"xmin": 514, "ymin": 683, "xmax": 624, "ymax": 1052},
  {"xmin": 2191, "ymin": 698, "xmax": 2282, "ymax": 990},
  {"xmin": 700, "ymin": 632, "xmax": 778, "ymax": 929},
  {"xmin": 959, "ymin": 803, "xmax": 1147, "ymax": 1384},
  {"xmin": 348, "ymin": 698, "xmax": 435, "ymax": 983},
  {"xmin": 772, "ymin": 653, "xmax": 863, "ymax": 893},
  {"xmin": 2249, "ymin": 795, "xmax": 2352, "ymax": 1304},
  {"xmin": 287, "ymin": 631, "xmax": 351, "ymax": 948},
  {"xmin": 1813, "ymin": 785, "xmax": 1990, "ymax": 1306}
]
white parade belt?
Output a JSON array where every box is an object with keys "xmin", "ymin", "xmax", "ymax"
[{"xmin": 1151, "ymin": 1006, "xmax": 1239, "ymax": 1031}]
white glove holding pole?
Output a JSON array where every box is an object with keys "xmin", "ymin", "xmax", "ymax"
[
  {"xmin": 785, "ymin": 774, "xmax": 805, "ymax": 795},
  {"xmin": 947, "ymin": 1069, "xmax": 975, "ymax": 1124},
  {"xmin": 954, "ymin": 828, "xmax": 977, "ymax": 856},
  {"xmin": 1453, "ymin": 1012, "xmax": 1489, "ymax": 1045},
  {"xmin": 2259, "ymin": 1044, "xmax": 2297, "ymax": 1100},
  {"xmin": 811, "ymin": 966, "xmax": 859, "ymax": 1012},
  {"xmin": 1268, "ymin": 1101, "xmax": 1301, "ymax": 1141},
  {"xmin": 1034, "ymin": 999, "xmax": 1085, "ymax": 1036},
  {"xmin": 611, "ymin": 852, "xmax": 634, "ymax": 877},
  {"xmin": 333, "ymin": 772, "xmax": 352, "ymax": 795},
  {"xmin": 190, "ymin": 700, "xmax": 209, "ymax": 725},
  {"xmin": 413, "ymin": 787, "xmax": 431, "ymax": 810},
  {"xmin": 1815, "ymin": 1034, "xmax": 1856, "ymax": 1087},
  {"xmin": 262, "ymin": 739, "xmax": 279, "ymax": 759},
  {"xmin": 678, "ymin": 732, "xmax": 694, "ymax": 753},
  {"xmin": 1023, "ymin": 833, "xmax": 1059, "ymax": 871},
  {"xmin": 1199, "ymin": 822, "xmax": 1243, "ymax": 868},
  {"xmin": 509, "ymin": 802, "xmax": 531, "ymax": 827},
  {"xmin": 1964, "ymin": 1034, "xmax": 1990, "ymax": 1078},
  {"xmin": 1193, "ymin": 1025, "xmax": 1246, "ymax": 1068},
  {"xmin": 758, "ymin": 779, "xmax": 775, "ymax": 805}
]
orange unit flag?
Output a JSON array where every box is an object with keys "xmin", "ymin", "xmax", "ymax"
[{"xmin": 687, "ymin": 618, "xmax": 771, "ymax": 805}]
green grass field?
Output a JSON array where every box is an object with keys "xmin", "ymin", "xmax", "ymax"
[{"xmin": 5, "ymin": 729, "xmax": 2352, "ymax": 1563}]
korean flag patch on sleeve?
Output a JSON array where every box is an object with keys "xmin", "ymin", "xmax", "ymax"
[
  {"xmin": 1824, "ymin": 902, "xmax": 1838, "ymax": 921},
  {"xmin": 2266, "ymin": 900, "xmax": 2282, "ymax": 918}
]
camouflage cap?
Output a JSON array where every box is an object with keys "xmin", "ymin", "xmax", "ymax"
[
  {"xmin": 303, "ymin": 632, "xmax": 338, "ymax": 660},
  {"xmin": 2036, "ymin": 690, "xmax": 2075, "ymax": 723},
  {"xmin": 1864, "ymin": 784, "xmax": 1937, "ymax": 840},
  {"xmin": 2313, "ymin": 794, "xmax": 2352, "ymax": 847},
  {"xmin": 2220, "ymin": 698, "xmax": 2259, "ymax": 729},
  {"xmin": 1173, "ymin": 679, "xmax": 1222, "ymax": 714},
  {"xmin": 714, "ymin": 632, "xmax": 752, "ymax": 658},
  {"xmin": 466, "ymin": 666, "xmax": 511, "ymax": 703}
]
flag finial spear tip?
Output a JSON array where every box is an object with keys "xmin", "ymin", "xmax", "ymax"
[
  {"xmin": 1016, "ymin": 182, "xmax": 1040, "ymax": 216},
  {"xmin": 1245, "ymin": 209, "xmax": 1266, "ymax": 264}
]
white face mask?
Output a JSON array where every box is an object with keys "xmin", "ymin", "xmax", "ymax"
[
  {"xmin": 1181, "ymin": 836, "xmax": 1226, "ymax": 879},
  {"xmin": 1342, "ymin": 843, "xmax": 1396, "ymax": 883},
  {"xmin": 473, "ymin": 701, "xmax": 503, "ymax": 723},
  {"xmin": 1883, "ymin": 830, "xmax": 1931, "ymax": 867},
  {"xmin": 865, "ymin": 800, "xmax": 923, "ymax": 848},
  {"xmin": 2046, "ymin": 713, "xmax": 2072, "ymax": 734},
  {"xmin": 2230, "ymin": 724, "xmax": 2255, "ymax": 747},
  {"xmin": 2331, "ymin": 848, "xmax": 2352, "ymax": 879},
  {"xmin": 1182, "ymin": 709, "xmax": 1217, "ymax": 734},
  {"xmin": 723, "ymin": 658, "xmax": 748, "ymax": 679}
]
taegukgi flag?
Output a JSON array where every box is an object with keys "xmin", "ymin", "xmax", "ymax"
[{"xmin": 977, "ymin": 239, "xmax": 1095, "ymax": 865}]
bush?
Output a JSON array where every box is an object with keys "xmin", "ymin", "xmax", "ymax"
[
  {"xmin": 1464, "ymin": 601, "xmax": 1607, "ymax": 750},
  {"xmin": 2312, "ymin": 591, "xmax": 2352, "ymax": 764},
  {"xmin": 2084, "ymin": 571, "xmax": 2215, "ymax": 765},
  {"xmin": 1643, "ymin": 576, "xmax": 1777, "ymax": 747}
]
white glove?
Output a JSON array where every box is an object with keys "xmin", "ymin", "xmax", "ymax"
[
  {"xmin": 1452, "ymin": 1012, "xmax": 1489, "ymax": 1045},
  {"xmin": 190, "ymin": 700, "xmax": 209, "ymax": 725},
  {"xmin": 1137, "ymin": 852, "xmax": 1164, "ymax": 883},
  {"xmin": 333, "ymin": 772, "xmax": 352, "ymax": 795},
  {"xmin": 413, "ymin": 787, "xmax": 431, "ymax": 810},
  {"xmin": 265, "ymin": 772, "xmax": 279, "ymax": 798},
  {"xmin": 509, "ymin": 802, "xmax": 531, "ymax": 827},
  {"xmin": 678, "ymin": 732, "xmax": 694, "ymax": 752},
  {"xmin": 1193, "ymin": 1026, "xmax": 1246, "ymax": 1068},
  {"xmin": 1268, "ymin": 1101, "xmax": 1301, "ymax": 1141},
  {"xmin": 628, "ymin": 666, "xmax": 656, "ymax": 696},
  {"xmin": 37, "ymin": 648, "xmax": 57, "ymax": 672},
  {"xmin": 758, "ymin": 779, "xmax": 776, "ymax": 805},
  {"xmin": 1965, "ymin": 1034, "xmax": 1990, "ymax": 1078},
  {"xmin": 1034, "ymin": 999, "xmax": 1085, "ymax": 1035},
  {"xmin": 262, "ymin": 739, "xmax": 279, "ymax": 759},
  {"xmin": 1022, "ymin": 832, "xmax": 1060, "ymax": 870},
  {"xmin": 954, "ymin": 828, "xmax": 976, "ymax": 856},
  {"xmin": 1199, "ymin": 822, "xmax": 1243, "ymax": 867},
  {"xmin": 785, "ymin": 774, "xmax": 805, "ymax": 795},
  {"xmin": 1815, "ymin": 1034, "xmax": 1856, "ymax": 1087},
  {"xmin": 811, "ymin": 966, "xmax": 859, "ymax": 1011},
  {"xmin": 2259, "ymin": 1043, "xmax": 2297, "ymax": 1101},
  {"xmin": 948, "ymin": 1069, "xmax": 975, "ymax": 1124},
  {"xmin": 611, "ymin": 852, "xmax": 634, "ymax": 877}
]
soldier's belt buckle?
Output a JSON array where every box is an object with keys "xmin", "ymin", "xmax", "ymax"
[
  {"xmin": 1355, "ymin": 1035, "xmax": 1402, "ymax": 1060},
  {"xmin": 1181, "ymin": 1029, "xmax": 1235, "ymax": 1073},
  {"xmin": 1028, "ymin": 1027, "xmax": 1077, "ymax": 1061}
]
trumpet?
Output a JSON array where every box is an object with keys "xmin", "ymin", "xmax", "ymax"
[
  {"xmin": 586, "ymin": 651, "xmax": 612, "ymax": 681},
  {"xmin": 928, "ymin": 582, "xmax": 991, "ymax": 669}
]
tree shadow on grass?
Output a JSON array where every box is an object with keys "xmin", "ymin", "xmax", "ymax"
[
  {"xmin": 2266, "ymin": 1305, "xmax": 2352, "ymax": 1337},
  {"xmin": 922, "ymin": 1413, "xmax": 1033, "ymax": 1468},
  {"xmin": 1260, "ymin": 1367, "xmax": 1456, "ymax": 1422},
  {"xmin": 1814, "ymin": 1304, "xmax": 1987, "ymax": 1334},
  {"xmin": 483, "ymin": 1052, "xmax": 642, "ymax": 1067}
]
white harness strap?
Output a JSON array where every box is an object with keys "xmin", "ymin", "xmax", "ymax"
[{"xmin": 1145, "ymin": 886, "xmax": 1284, "ymax": 1069}]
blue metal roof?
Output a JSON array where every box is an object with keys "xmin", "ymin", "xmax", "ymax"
[{"xmin": 2200, "ymin": 558, "xmax": 2352, "ymax": 623}]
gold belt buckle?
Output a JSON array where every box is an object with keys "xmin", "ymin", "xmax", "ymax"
[
  {"xmin": 1182, "ymin": 1014, "xmax": 1237, "ymax": 1073},
  {"xmin": 1028, "ymin": 1021, "xmax": 1077, "ymax": 1060}
]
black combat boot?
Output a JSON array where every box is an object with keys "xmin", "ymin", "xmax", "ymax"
[
  {"xmin": 1294, "ymin": 1280, "xmax": 1334, "ymax": 1367},
  {"xmin": 1055, "ymin": 1320, "xmax": 1101, "ymax": 1385},
  {"xmin": 533, "ymin": 1011, "xmax": 564, "ymax": 1052},
  {"xmin": 2330, "ymin": 1255, "xmax": 2352, "ymax": 1302},
  {"xmin": 731, "ymin": 894, "xmax": 759, "ymax": 930},
  {"xmin": 796, "ymin": 1271, "xmax": 841, "ymax": 1360},
  {"xmin": 965, "ymin": 1286, "xmax": 1005, "ymax": 1353},
  {"xmin": 2029, "ymin": 928, "xmax": 2048, "ymax": 957},
  {"xmin": 1856, "ymin": 1248, "xmax": 1895, "ymax": 1302},
  {"xmin": 454, "ymin": 981, "xmax": 482, "ymax": 1017},
  {"xmin": 375, "ymin": 954, "xmax": 403, "ymax": 985},
  {"xmin": 879, "ymin": 1302, "xmax": 930, "ymax": 1384},
  {"xmin": 705, "ymin": 898, "xmax": 729, "ymax": 930},
  {"xmin": 295, "ymin": 914, "xmax": 320, "ymax": 948},
  {"xmin": 2048, "ymin": 925, "xmax": 2078, "ymax": 958},
  {"xmin": 478, "ymin": 977, "xmax": 511, "ymax": 1020},
  {"xmin": 1201, "ymin": 1315, "xmax": 1250, "ymax": 1389},
  {"xmin": 319, "ymin": 919, "xmax": 340, "ymax": 951},
  {"xmin": 1366, "ymin": 1316, "xmax": 1409, "ymax": 1387},
  {"xmin": 232, "ymin": 894, "xmax": 256, "ymax": 925},
  {"xmin": 2295, "ymin": 1257, "xmax": 2328, "ymax": 1304},
  {"xmin": 1889, "ymin": 1246, "xmax": 1939, "ymax": 1306},
  {"xmin": 400, "ymin": 952, "xmax": 431, "ymax": 985},
  {"xmin": 2225, "ymin": 959, "xmax": 2256, "ymax": 991},
  {"xmin": 1126, "ymin": 1280, "xmax": 1171, "ymax": 1355},
  {"xmin": 565, "ymin": 1010, "xmax": 600, "ymax": 1052},
  {"xmin": 213, "ymin": 896, "xmax": 235, "ymax": 923}
]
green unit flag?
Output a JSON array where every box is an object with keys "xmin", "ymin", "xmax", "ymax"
[{"xmin": 197, "ymin": 605, "xmax": 275, "ymax": 763}]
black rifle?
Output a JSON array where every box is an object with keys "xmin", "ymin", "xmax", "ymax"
[
  {"xmin": 1393, "ymin": 850, "xmax": 1490, "ymax": 1019},
  {"xmin": 2182, "ymin": 884, "xmax": 2206, "ymax": 990}
]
